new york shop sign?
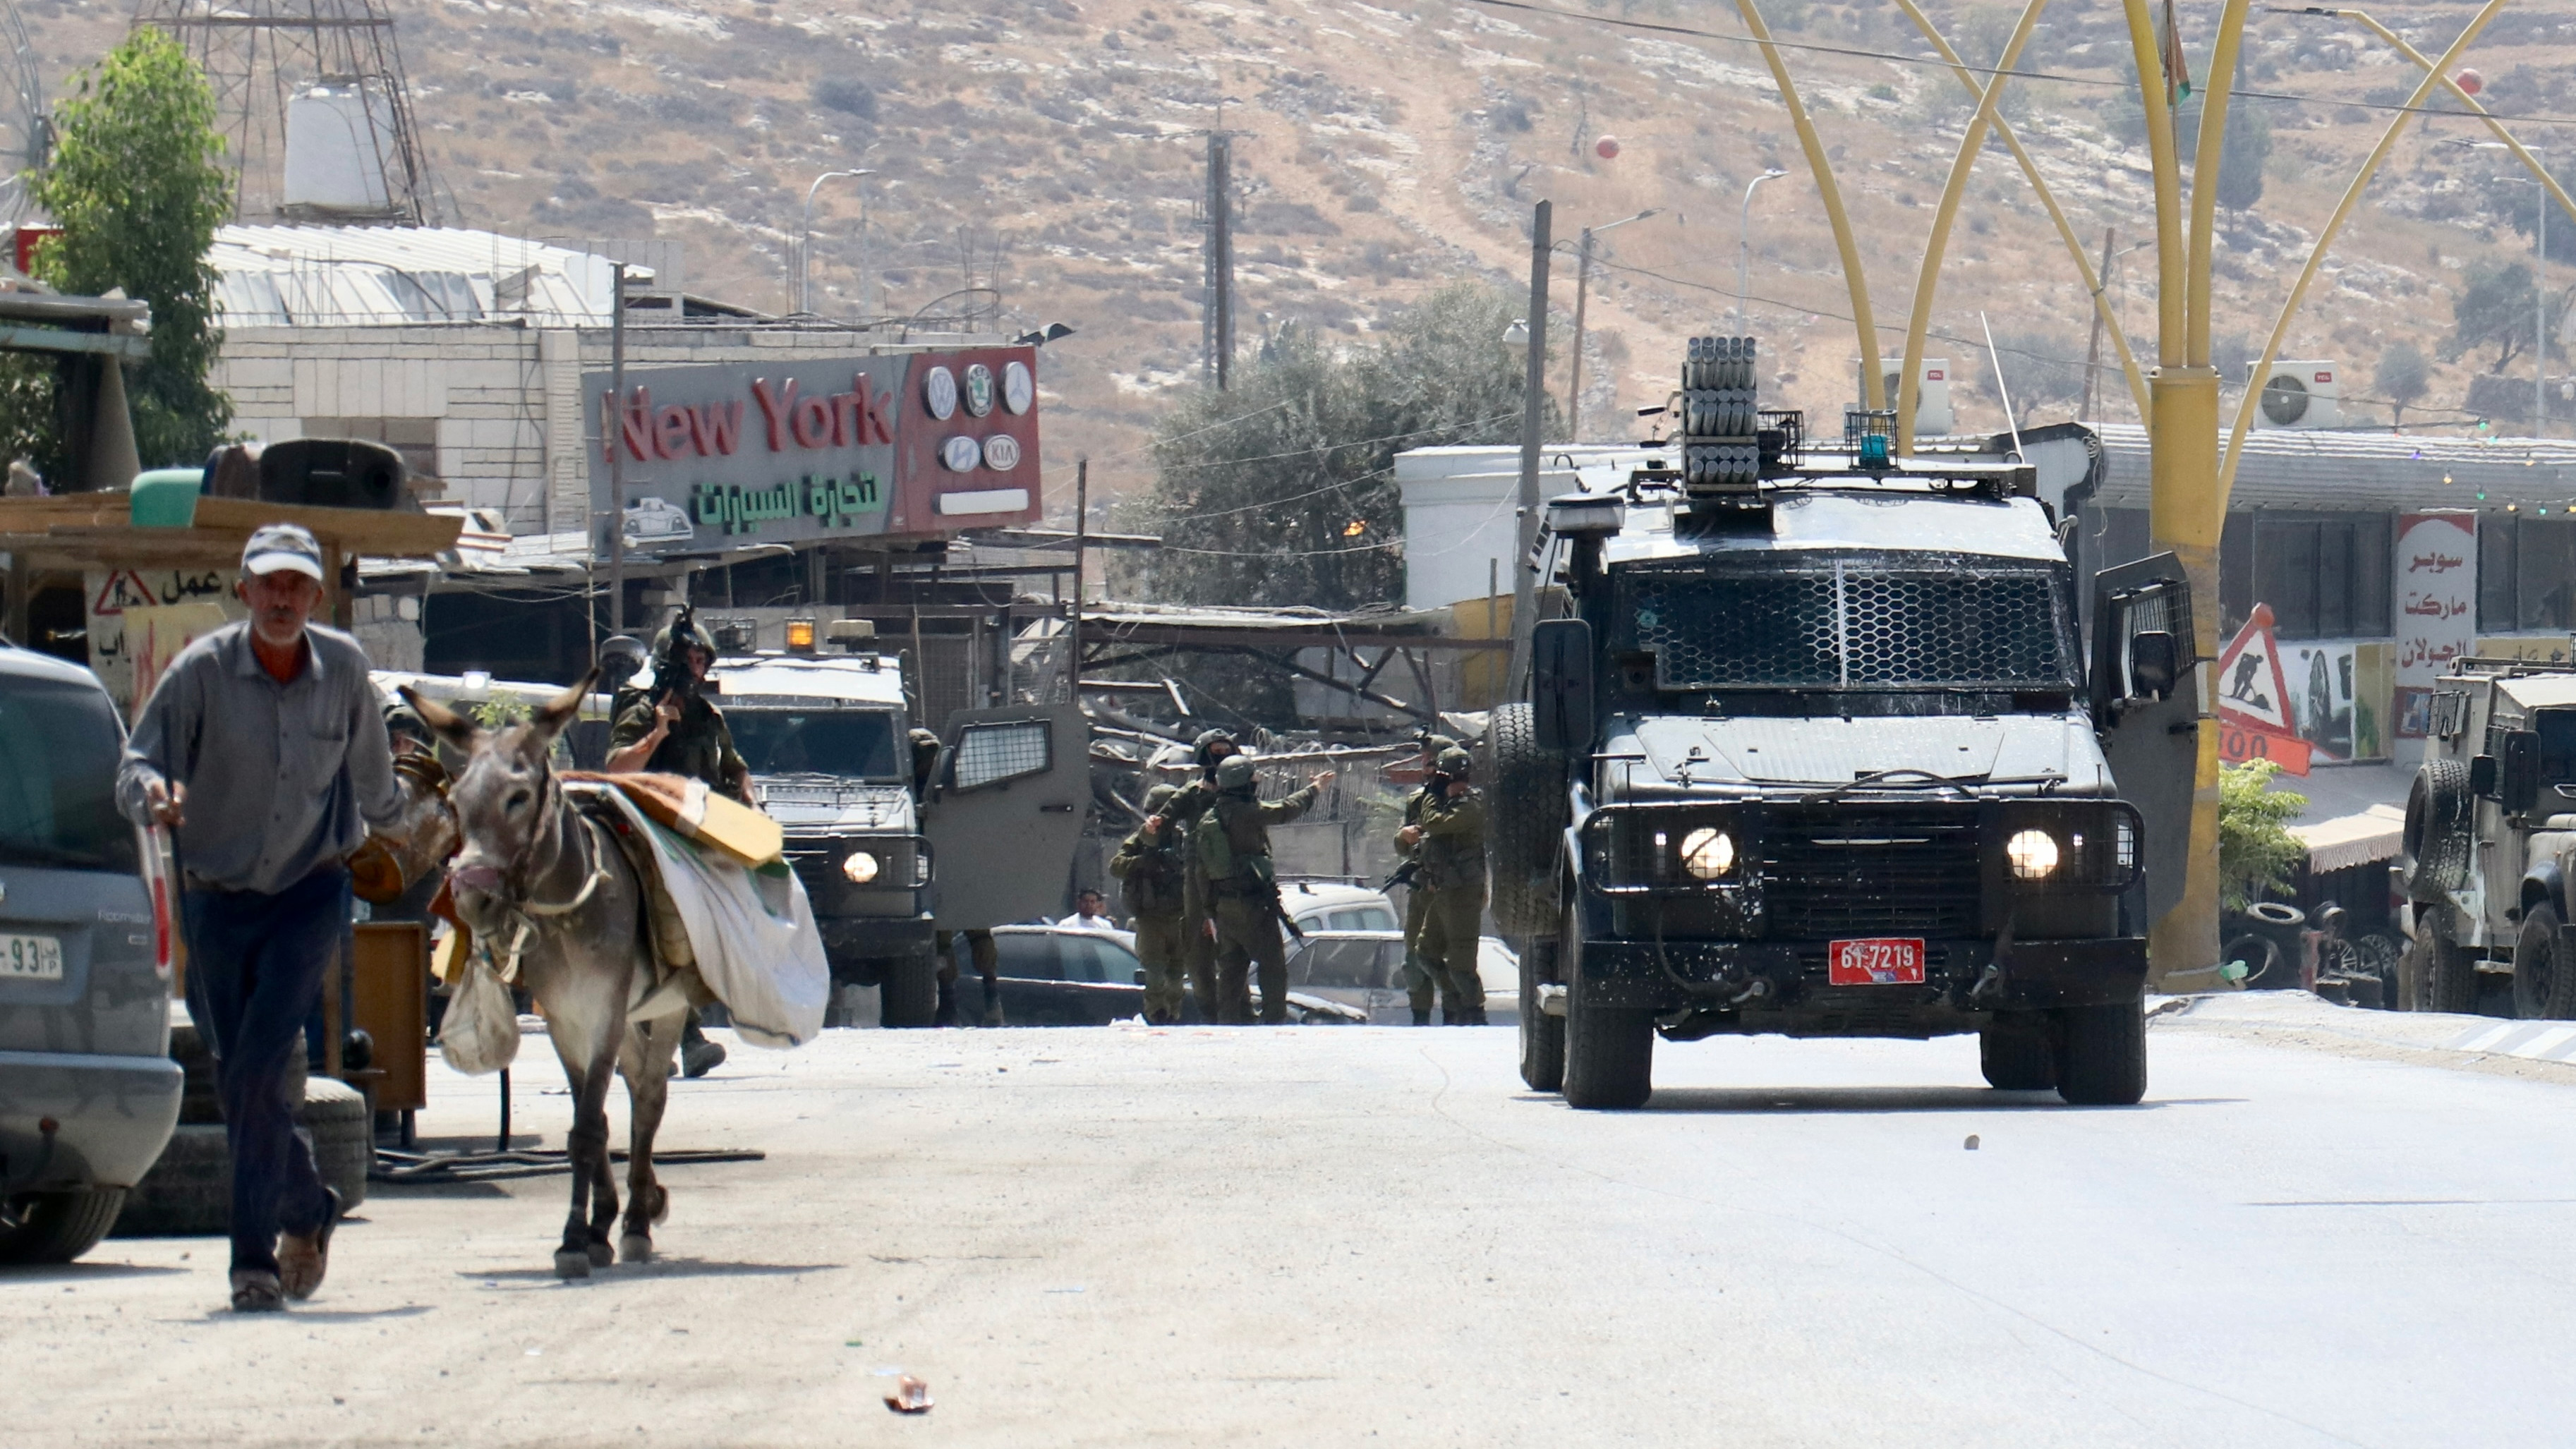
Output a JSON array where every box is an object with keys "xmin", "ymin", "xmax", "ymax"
[{"xmin": 584, "ymin": 346, "xmax": 1040, "ymax": 551}]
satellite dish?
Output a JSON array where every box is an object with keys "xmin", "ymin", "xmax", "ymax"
[
  {"xmin": 2261, "ymin": 370, "xmax": 2311, "ymax": 425},
  {"xmin": 0, "ymin": 0, "xmax": 47, "ymax": 229}
]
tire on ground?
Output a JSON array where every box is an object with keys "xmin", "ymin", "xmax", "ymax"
[
  {"xmin": 2512, "ymin": 902, "xmax": 2576, "ymax": 1019},
  {"xmin": 2052, "ymin": 1002, "xmax": 2148, "ymax": 1106},
  {"xmin": 1558, "ymin": 912, "xmax": 1652, "ymax": 1110},
  {"xmin": 1978, "ymin": 1028, "xmax": 2055, "ymax": 1091},
  {"xmin": 111, "ymin": 1124, "xmax": 229, "ymax": 1236},
  {"xmin": 299, "ymin": 1077, "xmax": 371, "ymax": 1213},
  {"xmin": 1518, "ymin": 935, "xmax": 1565, "ymax": 1093},
  {"xmin": 0, "ymin": 1187, "xmax": 127, "ymax": 1264},
  {"xmin": 878, "ymin": 950, "xmax": 940, "ymax": 1029},
  {"xmin": 2401, "ymin": 759, "xmax": 2474, "ymax": 904},
  {"xmin": 1486, "ymin": 703, "xmax": 1568, "ymax": 938}
]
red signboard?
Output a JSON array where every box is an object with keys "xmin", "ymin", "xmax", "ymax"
[{"xmin": 2219, "ymin": 721, "xmax": 2313, "ymax": 776}]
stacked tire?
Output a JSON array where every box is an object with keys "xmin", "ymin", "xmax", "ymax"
[{"xmin": 112, "ymin": 1024, "xmax": 369, "ymax": 1238}]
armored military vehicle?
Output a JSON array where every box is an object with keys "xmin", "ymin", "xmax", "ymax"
[
  {"xmin": 1492, "ymin": 337, "xmax": 2196, "ymax": 1108},
  {"xmin": 2397, "ymin": 659, "xmax": 2576, "ymax": 1018}
]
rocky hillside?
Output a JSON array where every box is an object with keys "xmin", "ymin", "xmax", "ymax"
[{"xmin": 18, "ymin": 0, "xmax": 2576, "ymax": 516}]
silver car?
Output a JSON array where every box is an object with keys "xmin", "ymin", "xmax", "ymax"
[{"xmin": 0, "ymin": 648, "xmax": 180, "ymax": 1263}]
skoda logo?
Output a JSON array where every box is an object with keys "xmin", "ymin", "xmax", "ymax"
[
  {"xmin": 940, "ymin": 435, "xmax": 981, "ymax": 472},
  {"xmin": 962, "ymin": 363, "xmax": 996, "ymax": 418},
  {"xmin": 924, "ymin": 366, "xmax": 958, "ymax": 420},
  {"xmin": 1003, "ymin": 360, "xmax": 1034, "ymax": 416},
  {"xmin": 981, "ymin": 434, "xmax": 1022, "ymax": 471}
]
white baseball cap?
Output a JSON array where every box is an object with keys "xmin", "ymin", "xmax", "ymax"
[{"xmin": 241, "ymin": 521, "xmax": 325, "ymax": 581}]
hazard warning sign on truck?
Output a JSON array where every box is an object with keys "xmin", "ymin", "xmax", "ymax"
[{"xmin": 2213, "ymin": 605, "xmax": 2312, "ymax": 775}]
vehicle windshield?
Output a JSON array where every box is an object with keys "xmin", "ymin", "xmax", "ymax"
[
  {"xmin": 2538, "ymin": 708, "xmax": 2576, "ymax": 784},
  {"xmin": 727, "ymin": 708, "xmax": 903, "ymax": 780},
  {"xmin": 0, "ymin": 675, "xmax": 139, "ymax": 873},
  {"xmin": 1613, "ymin": 558, "xmax": 2079, "ymax": 692}
]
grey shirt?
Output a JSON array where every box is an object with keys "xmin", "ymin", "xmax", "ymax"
[{"xmin": 116, "ymin": 622, "xmax": 403, "ymax": 895}]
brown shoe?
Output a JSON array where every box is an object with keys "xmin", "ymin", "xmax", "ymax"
[
  {"xmin": 278, "ymin": 1187, "xmax": 343, "ymax": 1302},
  {"xmin": 229, "ymin": 1269, "xmax": 284, "ymax": 1313}
]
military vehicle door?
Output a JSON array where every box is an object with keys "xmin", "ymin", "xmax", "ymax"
[
  {"xmin": 2089, "ymin": 552, "xmax": 2200, "ymax": 923},
  {"xmin": 921, "ymin": 701, "xmax": 1089, "ymax": 930}
]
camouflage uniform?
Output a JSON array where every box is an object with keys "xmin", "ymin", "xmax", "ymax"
[
  {"xmin": 1394, "ymin": 735, "xmax": 1461, "ymax": 1022},
  {"xmin": 1199, "ymin": 756, "xmax": 1322, "ymax": 1025},
  {"xmin": 1413, "ymin": 748, "xmax": 1489, "ymax": 1025},
  {"xmin": 1109, "ymin": 783, "xmax": 1189, "ymax": 1023},
  {"xmin": 607, "ymin": 619, "xmax": 747, "ymax": 800},
  {"xmin": 1161, "ymin": 729, "xmax": 1238, "ymax": 1016}
]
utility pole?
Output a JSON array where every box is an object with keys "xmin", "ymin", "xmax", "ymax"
[
  {"xmin": 1567, "ymin": 227, "xmax": 1592, "ymax": 442},
  {"xmin": 1204, "ymin": 130, "xmax": 1235, "ymax": 389},
  {"xmin": 1508, "ymin": 200, "xmax": 1551, "ymax": 696},
  {"xmin": 1068, "ymin": 457, "xmax": 1087, "ymax": 702},
  {"xmin": 607, "ymin": 262, "xmax": 627, "ymax": 636},
  {"xmin": 2082, "ymin": 226, "xmax": 2116, "ymax": 421}
]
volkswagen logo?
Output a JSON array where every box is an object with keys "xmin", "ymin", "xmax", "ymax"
[{"xmin": 923, "ymin": 366, "xmax": 958, "ymax": 420}]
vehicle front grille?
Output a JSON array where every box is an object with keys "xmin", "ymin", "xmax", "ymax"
[{"xmin": 1761, "ymin": 807, "xmax": 1980, "ymax": 938}]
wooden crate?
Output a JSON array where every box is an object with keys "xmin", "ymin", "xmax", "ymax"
[{"xmin": 350, "ymin": 922, "xmax": 429, "ymax": 1112}]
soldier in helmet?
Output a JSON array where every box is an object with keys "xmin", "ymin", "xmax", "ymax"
[
  {"xmin": 606, "ymin": 612, "xmax": 749, "ymax": 801},
  {"xmin": 607, "ymin": 610, "xmax": 748, "ymax": 1074},
  {"xmin": 1198, "ymin": 753, "xmax": 1336, "ymax": 1024},
  {"xmin": 1398, "ymin": 746, "xmax": 1489, "ymax": 1025},
  {"xmin": 1151, "ymin": 728, "xmax": 1240, "ymax": 1012},
  {"xmin": 1393, "ymin": 732, "xmax": 1461, "ymax": 1026},
  {"xmin": 1110, "ymin": 782, "xmax": 1190, "ymax": 1023}
]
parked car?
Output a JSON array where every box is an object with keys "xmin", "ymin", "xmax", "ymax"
[
  {"xmin": 1284, "ymin": 929, "xmax": 1521, "ymax": 1025},
  {"xmin": 1276, "ymin": 880, "xmax": 1401, "ymax": 935},
  {"xmin": 0, "ymin": 646, "xmax": 181, "ymax": 1263},
  {"xmin": 977, "ymin": 925, "xmax": 1365, "ymax": 1026}
]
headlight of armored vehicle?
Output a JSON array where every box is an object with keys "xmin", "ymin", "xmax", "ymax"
[
  {"xmin": 1679, "ymin": 827, "xmax": 1737, "ymax": 880},
  {"xmin": 2006, "ymin": 829, "xmax": 2061, "ymax": 880},
  {"xmin": 841, "ymin": 849, "xmax": 881, "ymax": 884}
]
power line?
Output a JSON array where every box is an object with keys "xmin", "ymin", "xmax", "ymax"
[{"xmin": 1463, "ymin": 0, "xmax": 2576, "ymax": 128}]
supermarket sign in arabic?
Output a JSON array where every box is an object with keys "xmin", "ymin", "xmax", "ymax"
[
  {"xmin": 585, "ymin": 346, "xmax": 1039, "ymax": 551},
  {"xmin": 2393, "ymin": 511, "xmax": 2477, "ymax": 739}
]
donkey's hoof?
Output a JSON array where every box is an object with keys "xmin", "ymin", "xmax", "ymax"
[
  {"xmin": 619, "ymin": 1235, "xmax": 653, "ymax": 1264},
  {"xmin": 553, "ymin": 1250, "xmax": 593, "ymax": 1280},
  {"xmin": 586, "ymin": 1240, "xmax": 616, "ymax": 1268}
]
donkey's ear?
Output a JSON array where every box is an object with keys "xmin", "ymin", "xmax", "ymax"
[
  {"xmin": 531, "ymin": 668, "xmax": 598, "ymax": 745},
  {"xmin": 399, "ymin": 686, "xmax": 480, "ymax": 753}
]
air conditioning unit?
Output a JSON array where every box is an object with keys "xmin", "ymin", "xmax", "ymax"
[
  {"xmin": 1857, "ymin": 357, "xmax": 1956, "ymax": 436},
  {"xmin": 2253, "ymin": 360, "xmax": 2342, "ymax": 430}
]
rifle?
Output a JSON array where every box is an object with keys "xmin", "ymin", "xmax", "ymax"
[
  {"xmin": 1377, "ymin": 858, "xmax": 1420, "ymax": 895},
  {"xmin": 1270, "ymin": 886, "xmax": 1307, "ymax": 945},
  {"xmin": 656, "ymin": 602, "xmax": 703, "ymax": 704}
]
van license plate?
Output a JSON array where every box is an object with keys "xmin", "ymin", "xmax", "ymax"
[
  {"xmin": 1828, "ymin": 938, "xmax": 1925, "ymax": 986},
  {"xmin": 0, "ymin": 932, "xmax": 61, "ymax": 981}
]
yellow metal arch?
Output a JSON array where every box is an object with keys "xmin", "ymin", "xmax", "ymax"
[
  {"xmin": 2339, "ymin": 7, "xmax": 2576, "ymax": 234},
  {"xmin": 1888, "ymin": 0, "xmax": 2150, "ymax": 423},
  {"xmin": 1894, "ymin": 0, "xmax": 2054, "ymax": 454},
  {"xmin": 2186, "ymin": 0, "xmax": 2253, "ymax": 370},
  {"xmin": 2218, "ymin": 0, "xmax": 2512, "ymax": 504},
  {"xmin": 1731, "ymin": 0, "xmax": 1882, "ymax": 410}
]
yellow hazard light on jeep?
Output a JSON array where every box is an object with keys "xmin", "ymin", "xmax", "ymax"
[{"xmin": 786, "ymin": 619, "xmax": 818, "ymax": 652}]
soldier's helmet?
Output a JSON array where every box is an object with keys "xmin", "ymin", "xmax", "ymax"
[
  {"xmin": 1143, "ymin": 782, "xmax": 1179, "ymax": 813},
  {"xmin": 1420, "ymin": 732, "xmax": 1458, "ymax": 758},
  {"xmin": 1215, "ymin": 754, "xmax": 1258, "ymax": 792},
  {"xmin": 1437, "ymin": 746, "xmax": 1473, "ymax": 779},
  {"xmin": 653, "ymin": 614, "xmax": 718, "ymax": 659}
]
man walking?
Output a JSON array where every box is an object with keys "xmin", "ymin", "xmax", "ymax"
[
  {"xmin": 1393, "ymin": 733, "xmax": 1459, "ymax": 1026},
  {"xmin": 607, "ymin": 612, "xmax": 743, "ymax": 1074},
  {"xmin": 1404, "ymin": 747, "xmax": 1489, "ymax": 1026},
  {"xmin": 1198, "ymin": 754, "xmax": 1334, "ymax": 1024},
  {"xmin": 1110, "ymin": 783, "xmax": 1190, "ymax": 1023},
  {"xmin": 119, "ymin": 523, "xmax": 405, "ymax": 1312}
]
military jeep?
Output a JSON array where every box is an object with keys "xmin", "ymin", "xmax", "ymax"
[{"xmin": 2399, "ymin": 660, "xmax": 2576, "ymax": 1018}]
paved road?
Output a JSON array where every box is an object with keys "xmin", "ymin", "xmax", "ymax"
[{"xmin": 11, "ymin": 998, "xmax": 2575, "ymax": 1446}]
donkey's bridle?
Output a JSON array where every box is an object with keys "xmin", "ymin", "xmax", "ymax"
[{"xmin": 452, "ymin": 761, "xmax": 611, "ymax": 982}]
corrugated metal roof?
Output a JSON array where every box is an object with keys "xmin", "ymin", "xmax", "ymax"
[
  {"xmin": 2091, "ymin": 422, "xmax": 2576, "ymax": 513},
  {"xmin": 212, "ymin": 225, "xmax": 629, "ymax": 328}
]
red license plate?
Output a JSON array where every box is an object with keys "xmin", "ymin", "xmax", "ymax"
[{"xmin": 1828, "ymin": 938, "xmax": 1925, "ymax": 986}]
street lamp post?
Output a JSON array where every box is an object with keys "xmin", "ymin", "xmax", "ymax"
[
  {"xmin": 1566, "ymin": 207, "xmax": 1660, "ymax": 442},
  {"xmin": 799, "ymin": 168, "xmax": 876, "ymax": 316},
  {"xmin": 1737, "ymin": 169, "xmax": 1787, "ymax": 333}
]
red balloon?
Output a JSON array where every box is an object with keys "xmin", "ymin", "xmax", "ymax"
[
  {"xmin": 2456, "ymin": 68, "xmax": 2483, "ymax": 95},
  {"xmin": 1594, "ymin": 135, "xmax": 1620, "ymax": 160}
]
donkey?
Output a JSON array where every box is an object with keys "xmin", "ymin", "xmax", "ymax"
[{"xmin": 402, "ymin": 674, "xmax": 687, "ymax": 1279}]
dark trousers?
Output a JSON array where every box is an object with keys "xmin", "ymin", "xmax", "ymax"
[{"xmin": 182, "ymin": 866, "xmax": 350, "ymax": 1275}]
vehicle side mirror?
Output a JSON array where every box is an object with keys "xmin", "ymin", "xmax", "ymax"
[
  {"xmin": 2502, "ymin": 730, "xmax": 2541, "ymax": 816},
  {"xmin": 2470, "ymin": 753, "xmax": 2499, "ymax": 798},
  {"xmin": 1531, "ymin": 617, "xmax": 1595, "ymax": 754},
  {"xmin": 2127, "ymin": 631, "xmax": 2177, "ymax": 702}
]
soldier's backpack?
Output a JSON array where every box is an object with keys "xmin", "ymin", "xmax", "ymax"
[
  {"xmin": 1193, "ymin": 807, "xmax": 1235, "ymax": 881},
  {"xmin": 1120, "ymin": 833, "xmax": 1185, "ymax": 917}
]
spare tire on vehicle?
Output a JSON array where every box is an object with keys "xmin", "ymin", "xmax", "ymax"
[
  {"xmin": 2401, "ymin": 758, "xmax": 2474, "ymax": 904},
  {"xmin": 1486, "ymin": 702, "xmax": 1568, "ymax": 937}
]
